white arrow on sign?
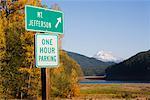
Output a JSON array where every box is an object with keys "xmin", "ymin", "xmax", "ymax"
[{"xmin": 55, "ymin": 17, "xmax": 61, "ymax": 28}]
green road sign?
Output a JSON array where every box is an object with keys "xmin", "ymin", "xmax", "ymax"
[
  {"xmin": 25, "ymin": 5, "xmax": 64, "ymax": 34},
  {"xmin": 35, "ymin": 33, "xmax": 59, "ymax": 68}
]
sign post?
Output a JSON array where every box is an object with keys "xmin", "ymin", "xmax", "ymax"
[{"xmin": 41, "ymin": 68, "xmax": 46, "ymax": 100}]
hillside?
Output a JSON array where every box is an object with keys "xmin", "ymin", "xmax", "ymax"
[
  {"xmin": 66, "ymin": 51, "xmax": 115, "ymax": 76},
  {"xmin": 67, "ymin": 51, "xmax": 114, "ymax": 67},
  {"xmin": 106, "ymin": 50, "xmax": 150, "ymax": 81}
]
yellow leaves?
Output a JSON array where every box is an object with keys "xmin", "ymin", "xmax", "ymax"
[
  {"xmin": 21, "ymin": 32, "xmax": 34, "ymax": 43},
  {"xmin": 25, "ymin": 0, "xmax": 41, "ymax": 6},
  {"xmin": 0, "ymin": 1, "xmax": 82, "ymax": 98},
  {"xmin": 53, "ymin": 64, "xmax": 64, "ymax": 74},
  {"xmin": 0, "ymin": 18, "xmax": 4, "ymax": 32},
  {"xmin": 1, "ymin": 17, "xmax": 7, "ymax": 29},
  {"xmin": 20, "ymin": 31, "xmax": 35, "ymax": 65},
  {"xmin": 0, "ymin": 0, "xmax": 43, "ymax": 99},
  {"xmin": 19, "ymin": 67, "xmax": 40, "ymax": 76},
  {"xmin": 18, "ymin": 15, "xmax": 24, "ymax": 20},
  {"xmin": 18, "ymin": 0, "xmax": 28, "ymax": 5},
  {"xmin": 25, "ymin": 45, "xmax": 34, "ymax": 56},
  {"xmin": 71, "ymin": 83, "xmax": 80, "ymax": 96},
  {"xmin": 50, "ymin": 51, "xmax": 82, "ymax": 97},
  {"xmin": 0, "ymin": 17, "xmax": 6, "ymax": 60},
  {"xmin": 18, "ymin": 67, "xmax": 41, "ymax": 97}
]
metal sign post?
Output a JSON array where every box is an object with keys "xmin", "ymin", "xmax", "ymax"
[
  {"xmin": 46, "ymin": 68, "xmax": 50, "ymax": 100},
  {"xmin": 41, "ymin": 68, "xmax": 46, "ymax": 99}
]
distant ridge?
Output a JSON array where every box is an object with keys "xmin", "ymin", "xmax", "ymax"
[
  {"xmin": 66, "ymin": 51, "xmax": 114, "ymax": 67},
  {"xmin": 106, "ymin": 50, "xmax": 150, "ymax": 81},
  {"xmin": 65, "ymin": 50, "xmax": 115, "ymax": 76}
]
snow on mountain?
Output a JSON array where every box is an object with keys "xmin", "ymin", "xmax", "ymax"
[{"xmin": 93, "ymin": 50, "xmax": 123, "ymax": 63}]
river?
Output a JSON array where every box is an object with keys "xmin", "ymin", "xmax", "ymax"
[{"xmin": 80, "ymin": 79, "xmax": 150, "ymax": 84}]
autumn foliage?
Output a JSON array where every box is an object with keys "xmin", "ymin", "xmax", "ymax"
[{"xmin": 0, "ymin": 0, "xmax": 82, "ymax": 99}]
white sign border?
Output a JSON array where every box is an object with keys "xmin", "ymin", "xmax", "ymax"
[
  {"xmin": 25, "ymin": 5, "xmax": 64, "ymax": 34},
  {"xmin": 35, "ymin": 33, "xmax": 59, "ymax": 68}
]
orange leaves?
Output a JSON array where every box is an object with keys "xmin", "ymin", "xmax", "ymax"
[
  {"xmin": 52, "ymin": 64, "xmax": 64, "ymax": 75},
  {"xmin": 0, "ymin": 0, "xmax": 43, "ymax": 99},
  {"xmin": 19, "ymin": 67, "xmax": 40, "ymax": 77},
  {"xmin": 50, "ymin": 50, "xmax": 82, "ymax": 97},
  {"xmin": 18, "ymin": 67, "xmax": 41, "ymax": 96}
]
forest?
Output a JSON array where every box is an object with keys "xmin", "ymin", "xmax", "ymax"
[
  {"xmin": 0, "ymin": 0, "xmax": 82, "ymax": 99},
  {"xmin": 106, "ymin": 50, "xmax": 150, "ymax": 81}
]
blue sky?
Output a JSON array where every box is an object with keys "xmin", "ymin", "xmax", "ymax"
[{"xmin": 42, "ymin": 0, "xmax": 150, "ymax": 59}]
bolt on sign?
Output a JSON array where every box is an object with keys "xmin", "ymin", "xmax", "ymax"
[
  {"xmin": 35, "ymin": 33, "xmax": 59, "ymax": 67},
  {"xmin": 25, "ymin": 5, "xmax": 64, "ymax": 34}
]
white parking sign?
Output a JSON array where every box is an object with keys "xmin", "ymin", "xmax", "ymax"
[{"xmin": 35, "ymin": 33, "xmax": 59, "ymax": 68}]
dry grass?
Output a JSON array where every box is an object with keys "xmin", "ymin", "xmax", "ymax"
[
  {"xmin": 77, "ymin": 84, "xmax": 150, "ymax": 100},
  {"xmin": 42, "ymin": 84, "xmax": 150, "ymax": 100}
]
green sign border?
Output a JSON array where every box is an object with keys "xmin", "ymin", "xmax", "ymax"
[
  {"xmin": 25, "ymin": 5, "xmax": 64, "ymax": 34},
  {"xmin": 35, "ymin": 33, "xmax": 59, "ymax": 68}
]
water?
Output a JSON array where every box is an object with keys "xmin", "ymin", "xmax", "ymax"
[{"xmin": 80, "ymin": 79, "xmax": 150, "ymax": 84}]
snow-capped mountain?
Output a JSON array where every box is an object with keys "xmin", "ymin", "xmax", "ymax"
[{"xmin": 93, "ymin": 50, "xmax": 123, "ymax": 63}]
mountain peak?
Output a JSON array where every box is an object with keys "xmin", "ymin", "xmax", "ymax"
[{"xmin": 93, "ymin": 50, "xmax": 123, "ymax": 63}]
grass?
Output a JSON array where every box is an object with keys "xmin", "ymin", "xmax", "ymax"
[
  {"xmin": 78, "ymin": 84, "xmax": 150, "ymax": 99},
  {"xmin": 33, "ymin": 83, "xmax": 150, "ymax": 100}
]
